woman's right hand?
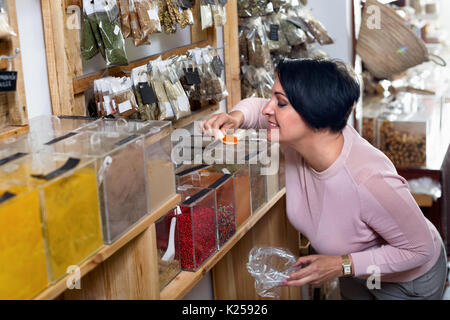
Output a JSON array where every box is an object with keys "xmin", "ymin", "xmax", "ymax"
[{"xmin": 200, "ymin": 111, "xmax": 244, "ymax": 139}]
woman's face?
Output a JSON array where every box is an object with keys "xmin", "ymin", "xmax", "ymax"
[{"xmin": 262, "ymin": 76, "xmax": 312, "ymax": 145}]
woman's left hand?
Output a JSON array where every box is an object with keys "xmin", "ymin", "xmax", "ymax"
[{"xmin": 280, "ymin": 255, "xmax": 345, "ymax": 287}]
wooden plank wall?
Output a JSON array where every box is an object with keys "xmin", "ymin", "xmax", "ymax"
[
  {"xmin": 0, "ymin": 0, "xmax": 28, "ymax": 134},
  {"xmin": 212, "ymin": 196, "xmax": 302, "ymax": 300}
]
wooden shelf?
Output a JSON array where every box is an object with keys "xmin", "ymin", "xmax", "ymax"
[
  {"xmin": 34, "ymin": 194, "xmax": 181, "ymax": 300},
  {"xmin": 160, "ymin": 188, "xmax": 287, "ymax": 300},
  {"xmin": 173, "ymin": 104, "xmax": 220, "ymax": 130},
  {"xmin": 0, "ymin": 125, "xmax": 29, "ymax": 140}
]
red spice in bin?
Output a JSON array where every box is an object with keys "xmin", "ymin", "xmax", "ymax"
[
  {"xmin": 175, "ymin": 186, "xmax": 217, "ymax": 271},
  {"xmin": 177, "ymin": 170, "xmax": 237, "ymax": 249}
]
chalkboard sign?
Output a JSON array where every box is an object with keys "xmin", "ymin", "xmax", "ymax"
[{"xmin": 0, "ymin": 71, "xmax": 17, "ymax": 92}]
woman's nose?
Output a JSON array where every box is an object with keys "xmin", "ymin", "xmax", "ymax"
[{"xmin": 262, "ymin": 99, "xmax": 276, "ymax": 117}]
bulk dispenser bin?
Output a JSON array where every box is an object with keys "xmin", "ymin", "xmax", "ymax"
[
  {"xmin": 176, "ymin": 185, "xmax": 217, "ymax": 271},
  {"xmin": 42, "ymin": 131, "xmax": 149, "ymax": 245},
  {"xmin": 263, "ymin": 142, "xmax": 281, "ymax": 201},
  {"xmin": 79, "ymin": 119, "xmax": 176, "ymax": 213},
  {"xmin": 177, "ymin": 170, "xmax": 236, "ymax": 248},
  {"xmin": 377, "ymin": 110, "xmax": 429, "ymax": 168},
  {"xmin": 0, "ymin": 172, "xmax": 48, "ymax": 299},
  {"xmin": 204, "ymin": 164, "xmax": 251, "ymax": 229},
  {"xmin": 1, "ymin": 153, "xmax": 103, "ymax": 283},
  {"xmin": 155, "ymin": 210, "xmax": 181, "ymax": 289}
]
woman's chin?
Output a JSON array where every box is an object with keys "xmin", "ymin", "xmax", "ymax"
[{"xmin": 267, "ymin": 128, "xmax": 280, "ymax": 143}]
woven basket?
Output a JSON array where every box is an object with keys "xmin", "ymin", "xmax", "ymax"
[{"xmin": 356, "ymin": 0, "xmax": 445, "ymax": 79}]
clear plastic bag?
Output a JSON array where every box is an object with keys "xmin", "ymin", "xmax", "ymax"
[
  {"xmin": 0, "ymin": 5, "xmax": 15, "ymax": 39},
  {"xmin": 161, "ymin": 61, "xmax": 192, "ymax": 120},
  {"xmin": 296, "ymin": 7, "xmax": 333, "ymax": 45},
  {"xmin": 95, "ymin": 0, "xmax": 128, "ymax": 66},
  {"xmin": 241, "ymin": 65, "xmax": 274, "ymax": 99},
  {"xmin": 131, "ymin": 65, "xmax": 160, "ymax": 120},
  {"xmin": 118, "ymin": 0, "xmax": 131, "ymax": 38},
  {"xmin": 130, "ymin": 0, "xmax": 151, "ymax": 46},
  {"xmin": 408, "ymin": 177, "xmax": 442, "ymax": 201},
  {"xmin": 200, "ymin": 1, "xmax": 213, "ymax": 30},
  {"xmin": 202, "ymin": 48, "xmax": 229, "ymax": 102},
  {"xmin": 211, "ymin": 1, "xmax": 227, "ymax": 27},
  {"xmin": 110, "ymin": 77, "xmax": 140, "ymax": 118},
  {"xmin": 135, "ymin": 0, "xmax": 162, "ymax": 36},
  {"xmin": 280, "ymin": 10, "xmax": 307, "ymax": 46},
  {"xmin": 149, "ymin": 60, "xmax": 176, "ymax": 121},
  {"xmin": 81, "ymin": 1, "xmax": 100, "ymax": 61},
  {"xmin": 247, "ymin": 17, "xmax": 273, "ymax": 72},
  {"xmin": 247, "ymin": 246, "xmax": 300, "ymax": 299}
]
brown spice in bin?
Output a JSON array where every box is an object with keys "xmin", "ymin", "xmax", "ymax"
[
  {"xmin": 362, "ymin": 118, "xmax": 375, "ymax": 145},
  {"xmin": 158, "ymin": 249, "xmax": 181, "ymax": 289},
  {"xmin": 378, "ymin": 121, "xmax": 426, "ymax": 167}
]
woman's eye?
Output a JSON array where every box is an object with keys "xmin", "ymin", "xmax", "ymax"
[{"xmin": 278, "ymin": 103, "xmax": 287, "ymax": 107}]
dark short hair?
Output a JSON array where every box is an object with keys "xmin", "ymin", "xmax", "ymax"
[{"xmin": 276, "ymin": 58, "xmax": 360, "ymax": 133}]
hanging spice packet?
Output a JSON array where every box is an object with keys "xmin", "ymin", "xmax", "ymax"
[
  {"xmin": 81, "ymin": 1, "xmax": 99, "ymax": 61},
  {"xmin": 246, "ymin": 17, "xmax": 273, "ymax": 72},
  {"xmin": 83, "ymin": 0, "xmax": 106, "ymax": 59},
  {"xmin": 295, "ymin": 7, "xmax": 333, "ymax": 45},
  {"xmin": 110, "ymin": 77, "xmax": 139, "ymax": 118},
  {"xmin": 149, "ymin": 60, "xmax": 175, "ymax": 121},
  {"xmin": 161, "ymin": 61, "xmax": 191, "ymax": 120},
  {"xmin": 200, "ymin": 0, "xmax": 213, "ymax": 30},
  {"xmin": 131, "ymin": 65, "xmax": 160, "ymax": 120},
  {"xmin": 135, "ymin": 0, "xmax": 162, "ymax": 36},
  {"xmin": 280, "ymin": 10, "xmax": 307, "ymax": 47},
  {"xmin": 118, "ymin": 0, "xmax": 131, "ymax": 38},
  {"xmin": 129, "ymin": 0, "xmax": 151, "ymax": 46},
  {"xmin": 202, "ymin": 48, "xmax": 228, "ymax": 103},
  {"xmin": 159, "ymin": 0, "xmax": 177, "ymax": 33},
  {"xmin": 95, "ymin": 0, "xmax": 128, "ymax": 66},
  {"xmin": 211, "ymin": 0, "xmax": 226, "ymax": 27},
  {"xmin": 0, "ymin": 4, "xmax": 15, "ymax": 39}
]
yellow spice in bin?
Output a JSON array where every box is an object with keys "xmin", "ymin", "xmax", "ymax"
[
  {"xmin": 41, "ymin": 167, "xmax": 103, "ymax": 282},
  {"xmin": 0, "ymin": 186, "xmax": 49, "ymax": 300}
]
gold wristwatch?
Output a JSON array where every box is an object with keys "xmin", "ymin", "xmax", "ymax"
[{"xmin": 341, "ymin": 254, "xmax": 353, "ymax": 277}]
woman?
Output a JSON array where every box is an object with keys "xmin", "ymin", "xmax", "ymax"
[{"xmin": 201, "ymin": 58, "xmax": 448, "ymax": 300}]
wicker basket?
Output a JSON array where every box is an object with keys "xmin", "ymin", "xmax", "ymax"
[{"xmin": 356, "ymin": 0, "xmax": 445, "ymax": 79}]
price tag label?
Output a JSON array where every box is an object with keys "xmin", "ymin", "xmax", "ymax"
[
  {"xmin": 212, "ymin": 56, "xmax": 225, "ymax": 77},
  {"xmin": 183, "ymin": 68, "xmax": 201, "ymax": 85},
  {"xmin": 0, "ymin": 71, "xmax": 17, "ymax": 92},
  {"xmin": 269, "ymin": 24, "xmax": 279, "ymax": 41},
  {"xmin": 138, "ymin": 82, "xmax": 157, "ymax": 105}
]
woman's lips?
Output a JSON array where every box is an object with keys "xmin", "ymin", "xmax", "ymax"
[{"xmin": 268, "ymin": 121, "xmax": 279, "ymax": 128}]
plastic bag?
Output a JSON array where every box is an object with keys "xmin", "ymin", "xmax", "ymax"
[
  {"xmin": 110, "ymin": 77, "xmax": 139, "ymax": 118},
  {"xmin": 296, "ymin": 7, "xmax": 333, "ymax": 45},
  {"xmin": 238, "ymin": 25, "xmax": 249, "ymax": 65},
  {"xmin": 211, "ymin": 1, "xmax": 226, "ymax": 27},
  {"xmin": 161, "ymin": 61, "xmax": 192, "ymax": 120},
  {"xmin": 280, "ymin": 10, "xmax": 306, "ymax": 46},
  {"xmin": 188, "ymin": 48, "xmax": 210, "ymax": 107},
  {"xmin": 202, "ymin": 48, "xmax": 228, "ymax": 102},
  {"xmin": 131, "ymin": 65, "xmax": 160, "ymax": 120},
  {"xmin": 83, "ymin": 0, "xmax": 106, "ymax": 59},
  {"xmin": 200, "ymin": 1, "xmax": 213, "ymax": 30},
  {"xmin": 263, "ymin": 13, "xmax": 290, "ymax": 54},
  {"xmin": 0, "ymin": 5, "xmax": 16, "ymax": 39},
  {"xmin": 241, "ymin": 65, "xmax": 274, "ymax": 99},
  {"xmin": 135, "ymin": 0, "xmax": 162, "ymax": 36},
  {"xmin": 81, "ymin": 1, "xmax": 99, "ymax": 60},
  {"xmin": 238, "ymin": 0, "xmax": 272, "ymax": 18},
  {"xmin": 408, "ymin": 177, "xmax": 442, "ymax": 201},
  {"xmin": 118, "ymin": 0, "xmax": 131, "ymax": 38},
  {"xmin": 130, "ymin": 0, "xmax": 151, "ymax": 46},
  {"xmin": 247, "ymin": 17, "xmax": 273, "ymax": 72},
  {"xmin": 159, "ymin": 0, "xmax": 177, "ymax": 33},
  {"xmin": 247, "ymin": 246, "xmax": 300, "ymax": 299},
  {"xmin": 149, "ymin": 60, "xmax": 175, "ymax": 121},
  {"xmin": 95, "ymin": 0, "xmax": 129, "ymax": 66}
]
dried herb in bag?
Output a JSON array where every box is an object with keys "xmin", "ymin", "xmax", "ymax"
[
  {"xmin": 159, "ymin": 0, "xmax": 177, "ymax": 33},
  {"xmin": 241, "ymin": 65, "xmax": 273, "ymax": 99},
  {"xmin": 280, "ymin": 10, "xmax": 306, "ymax": 46},
  {"xmin": 211, "ymin": 1, "xmax": 226, "ymax": 27},
  {"xmin": 130, "ymin": 0, "xmax": 151, "ymax": 46},
  {"xmin": 149, "ymin": 61, "xmax": 175, "ymax": 121},
  {"xmin": 202, "ymin": 48, "xmax": 228, "ymax": 103},
  {"xmin": 118, "ymin": 0, "xmax": 131, "ymax": 38},
  {"xmin": 162, "ymin": 62, "xmax": 191, "ymax": 120},
  {"xmin": 95, "ymin": 0, "xmax": 128, "ymax": 66},
  {"xmin": 110, "ymin": 77, "xmax": 139, "ymax": 118},
  {"xmin": 131, "ymin": 65, "xmax": 160, "ymax": 120},
  {"xmin": 84, "ymin": 0, "xmax": 106, "ymax": 59},
  {"xmin": 200, "ymin": 0, "xmax": 213, "ymax": 30},
  {"xmin": 81, "ymin": 1, "xmax": 99, "ymax": 61},
  {"xmin": 264, "ymin": 12, "xmax": 290, "ymax": 54},
  {"xmin": 246, "ymin": 17, "xmax": 273, "ymax": 72},
  {"xmin": 135, "ymin": 0, "xmax": 162, "ymax": 36},
  {"xmin": 296, "ymin": 8, "xmax": 333, "ymax": 45},
  {"xmin": 180, "ymin": 7, "xmax": 194, "ymax": 29},
  {"xmin": 237, "ymin": 0, "xmax": 272, "ymax": 18}
]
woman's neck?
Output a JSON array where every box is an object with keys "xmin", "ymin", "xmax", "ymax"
[{"xmin": 290, "ymin": 130, "xmax": 345, "ymax": 173}]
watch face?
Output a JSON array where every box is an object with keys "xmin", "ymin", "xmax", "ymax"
[{"xmin": 344, "ymin": 266, "xmax": 351, "ymax": 274}]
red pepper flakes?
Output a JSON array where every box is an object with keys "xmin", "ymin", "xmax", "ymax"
[
  {"xmin": 176, "ymin": 205, "xmax": 217, "ymax": 270},
  {"xmin": 217, "ymin": 204, "xmax": 236, "ymax": 247}
]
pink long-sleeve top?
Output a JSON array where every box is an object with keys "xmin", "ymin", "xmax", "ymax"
[{"xmin": 232, "ymin": 97, "xmax": 442, "ymax": 282}]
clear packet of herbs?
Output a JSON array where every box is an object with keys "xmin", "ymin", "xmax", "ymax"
[
  {"xmin": 177, "ymin": 55, "xmax": 202, "ymax": 111},
  {"xmin": 165, "ymin": 0, "xmax": 182, "ymax": 27},
  {"xmin": 160, "ymin": 61, "xmax": 192, "ymax": 120},
  {"xmin": 95, "ymin": 0, "xmax": 128, "ymax": 66},
  {"xmin": 110, "ymin": 77, "xmax": 140, "ymax": 118},
  {"xmin": 188, "ymin": 48, "xmax": 209, "ymax": 107},
  {"xmin": 129, "ymin": 0, "xmax": 151, "ymax": 46},
  {"xmin": 238, "ymin": 25, "xmax": 249, "ymax": 66},
  {"xmin": 135, "ymin": 0, "xmax": 162, "ymax": 36},
  {"xmin": 280, "ymin": 10, "xmax": 306, "ymax": 47},
  {"xmin": 0, "ymin": 4, "xmax": 15, "ymax": 39},
  {"xmin": 149, "ymin": 60, "xmax": 176, "ymax": 121},
  {"xmin": 202, "ymin": 48, "xmax": 228, "ymax": 103},
  {"xmin": 159, "ymin": 0, "xmax": 176, "ymax": 34},
  {"xmin": 241, "ymin": 65, "xmax": 273, "ymax": 99},
  {"xmin": 178, "ymin": 1, "xmax": 195, "ymax": 29},
  {"xmin": 295, "ymin": 7, "xmax": 333, "ymax": 45},
  {"xmin": 131, "ymin": 65, "xmax": 160, "ymax": 120},
  {"xmin": 238, "ymin": 0, "xmax": 272, "ymax": 18},
  {"xmin": 95, "ymin": 77, "xmax": 117, "ymax": 116},
  {"xmin": 268, "ymin": 12, "xmax": 291, "ymax": 53},
  {"xmin": 118, "ymin": 0, "xmax": 131, "ymax": 38},
  {"xmin": 211, "ymin": 0, "xmax": 227, "ymax": 27},
  {"xmin": 246, "ymin": 17, "xmax": 273, "ymax": 72},
  {"xmin": 81, "ymin": 1, "xmax": 100, "ymax": 61},
  {"xmin": 200, "ymin": 0, "xmax": 213, "ymax": 30}
]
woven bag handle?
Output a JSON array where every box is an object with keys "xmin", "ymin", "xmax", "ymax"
[{"xmin": 428, "ymin": 54, "xmax": 447, "ymax": 67}]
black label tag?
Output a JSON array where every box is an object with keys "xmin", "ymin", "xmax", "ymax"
[
  {"xmin": 179, "ymin": 0, "xmax": 194, "ymax": 9},
  {"xmin": 138, "ymin": 82, "xmax": 157, "ymax": 105},
  {"xmin": 218, "ymin": 0, "xmax": 228, "ymax": 6},
  {"xmin": 269, "ymin": 24, "xmax": 279, "ymax": 41},
  {"xmin": 212, "ymin": 56, "xmax": 225, "ymax": 77},
  {"xmin": 0, "ymin": 71, "xmax": 17, "ymax": 92},
  {"xmin": 183, "ymin": 68, "xmax": 201, "ymax": 85},
  {"xmin": 0, "ymin": 152, "xmax": 27, "ymax": 167},
  {"xmin": 205, "ymin": 0, "xmax": 216, "ymax": 5},
  {"xmin": 44, "ymin": 132, "xmax": 79, "ymax": 146},
  {"xmin": 31, "ymin": 158, "xmax": 81, "ymax": 181},
  {"xmin": 116, "ymin": 134, "xmax": 139, "ymax": 146},
  {"xmin": 0, "ymin": 191, "xmax": 16, "ymax": 204}
]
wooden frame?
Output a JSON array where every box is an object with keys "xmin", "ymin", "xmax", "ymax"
[
  {"xmin": 0, "ymin": 0, "xmax": 29, "ymax": 139},
  {"xmin": 40, "ymin": 0, "xmax": 221, "ymax": 124}
]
